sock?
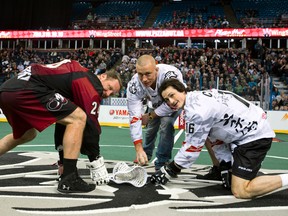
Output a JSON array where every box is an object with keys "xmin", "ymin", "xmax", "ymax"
[
  {"xmin": 58, "ymin": 150, "xmax": 64, "ymax": 164},
  {"xmin": 279, "ymin": 174, "xmax": 288, "ymax": 187},
  {"xmin": 62, "ymin": 158, "xmax": 77, "ymax": 177}
]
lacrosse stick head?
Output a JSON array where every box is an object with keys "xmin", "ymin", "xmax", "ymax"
[{"xmin": 111, "ymin": 162, "xmax": 147, "ymax": 187}]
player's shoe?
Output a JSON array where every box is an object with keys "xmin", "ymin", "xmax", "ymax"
[
  {"xmin": 196, "ymin": 165, "xmax": 221, "ymax": 180},
  {"xmin": 57, "ymin": 172, "xmax": 95, "ymax": 193},
  {"xmin": 196, "ymin": 161, "xmax": 231, "ymax": 181},
  {"xmin": 86, "ymin": 156, "xmax": 110, "ymax": 185}
]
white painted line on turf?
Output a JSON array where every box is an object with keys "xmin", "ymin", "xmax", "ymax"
[
  {"xmin": 0, "ymin": 170, "xmax": 56, "ymax": 180},
  {"xmin": 0, "ymin": 165, "xmax": 24, "ymax": 170},
  {"xmin": 0, "ymin": 185, "xmax": 55, "ymax": 190},
  {"xmin": 174, "ymin": 129, "xmax": 184, "ymax": 143},
  {"xmin": 15, "ymin": 200, "xmax": 219, "ymax": 215},
  {"xmin": 266, "ymin": 155, "xmax": 288, "ymax": 160},
  {"xmin": 204, "ymin": 195, "xmax": 236, "ymax": 200},
  {"xmin": 0, "ymin": 195, "xmax": 111, "ymax": 202},
  {"xmin": 177, "ymin": 206, "xmax": 288, "ymax": 213}
]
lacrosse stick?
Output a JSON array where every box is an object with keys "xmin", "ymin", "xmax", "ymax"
[
  {"xmin": 169, "ymin": 174, "xmax": 222, "ymax": 185},
  {"xmin": 111, "ymin": 162, "xmax": 148, "ymax": 187}
]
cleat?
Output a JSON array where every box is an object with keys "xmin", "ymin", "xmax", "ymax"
[
  {"xmin": 155, "ymin": 162, "xmax": 170, "ymax": 172},
  {"xmin": 219, "ymin": 161, "xmax": 232, "ymax": 171},
  {"xmin": 196, "ymin": 165, "xmax": 221, "ymax": 180},
  {"xmin": 196, "ymin": 161, "xmax": 232, "ymax": 181},
  {"xmin": 57, "ymin": 172, "xmax": 95, "ymax": 193},
  {"xmin": 86, "ymin": 156, "xmax": 110, "ymax": 185}
]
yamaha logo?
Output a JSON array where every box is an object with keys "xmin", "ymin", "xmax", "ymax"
[{"xmin": 109, "ymin": 109, "xmax": 129, "ymax": 116}]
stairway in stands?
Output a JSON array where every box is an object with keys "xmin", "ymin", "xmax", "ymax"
[
  {"xmin": 221, "ymin": 0, "xmax": 240, "ymax": 28},
  {"xmin": 143, "ymin": 4, "xmax": 161, "ymax": 28}
]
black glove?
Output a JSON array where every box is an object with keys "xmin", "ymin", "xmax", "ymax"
[{"xmin": 150, "ymin": 161, "xmax": 181, "ymax": 185}]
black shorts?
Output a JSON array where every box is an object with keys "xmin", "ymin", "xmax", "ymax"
[
  {"xmin": 232, "ymin": 138, "xmax": 272, "ymax": 180},
  {"xmin": 54, "ymin": 121, "xmax": 100, "ymax": 157}
]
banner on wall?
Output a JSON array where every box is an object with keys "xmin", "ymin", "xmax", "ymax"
[
  {"xmin": 98, "ymin": 106, "xmax": 130, "ymax": 126},
  {"xmin": 1, "ymin": 107, "xmax": 287, "ymax": 133},
  {"xmin": 266, "ymin": 111, "xmax": 288, "ymax": 133},
  {"xmin": 0, "ymin": 28, "xmax": 288, "ymax": 39},
  {"xmin": 98, "ymin": 106, "xmax": 288, "ymax": 133},
  {"xmin": 98, "ymin": 105, "xmax": 182, "ymax": 128}
]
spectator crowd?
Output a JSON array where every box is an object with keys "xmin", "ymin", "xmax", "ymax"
[{"xmin": 1, "ymin": 44, "xmax": 288, "ymax": 111}]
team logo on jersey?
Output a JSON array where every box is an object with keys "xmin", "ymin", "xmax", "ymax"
[
  {"xmin": 164, "ymin": 71, "xmax": 178, "ymax": 80},
  {"xmin": 46, "ymin": 93, "xmax": 68, "ymax": 111},
  {"xmin": 129, "ymin": 82, "xmax": 137, "ymax": 94}
]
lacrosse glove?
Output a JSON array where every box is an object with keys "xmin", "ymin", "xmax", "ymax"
[
  {"xmin": 86, "ymin": 156, "xmax": 110, "ymax": 185},
  {"xmin": 150, "ymin": 161, "xmax": 181, "ymax": 185}
]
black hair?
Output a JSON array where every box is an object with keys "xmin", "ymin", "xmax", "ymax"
[{"xmin": 158, "ymin": 78, "xmax": 187, "ymax": 100}]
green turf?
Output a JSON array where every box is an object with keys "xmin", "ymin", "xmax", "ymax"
[{"xmin": 0, "ymin": 123, "xmax": 287, "ymax": 170}]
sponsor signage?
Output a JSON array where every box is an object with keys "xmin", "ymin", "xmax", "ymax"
[
  {"xmin": 1, "ymin": 106, "xmax": 287, "ymax": 132},
  {"xmin": 0, "ymin": 28, "xmax": 288, "ymax": 39}
]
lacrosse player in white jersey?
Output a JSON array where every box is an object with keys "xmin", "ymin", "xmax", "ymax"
[
  {"xmin": 127, "ymin": 54, "xmax": 184, "ymax": 171},
  {"xmin": 151, "ymin": 78, "xmax": 288, "ymax": 199}
]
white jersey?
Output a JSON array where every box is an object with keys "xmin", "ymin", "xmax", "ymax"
[
  {"xmin": 175, "ymin": 89, "xmax": 275, "ymax": 169},
  {"xmin": 127, "ymin": 64, "xmax": 184, "ymax": 144}
]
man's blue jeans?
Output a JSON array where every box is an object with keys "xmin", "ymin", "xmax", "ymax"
[{"xmin": 143, "ymin": 109, "xmax": 182, "ymax": 170}]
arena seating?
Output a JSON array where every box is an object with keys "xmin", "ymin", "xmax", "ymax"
[
  {"xmin": 153, "ymin": 0, "xmax": 225, "ymax": 27},
  {"xmin": 231, "ymin": 0, "xmax": 288, "ymax": 27},
  {"xmin": 93, "ymin": 1, "xmax": 153, "ymax": 28}
]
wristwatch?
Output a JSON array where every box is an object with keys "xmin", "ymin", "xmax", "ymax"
[{"xmin": 148, "ymin": 112, "xmax": 154, "ymax": 120}]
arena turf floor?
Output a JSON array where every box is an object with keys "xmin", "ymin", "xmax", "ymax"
[{"xmin": 0, "ymin": 123, "xmax": 288, "ymax": 216}]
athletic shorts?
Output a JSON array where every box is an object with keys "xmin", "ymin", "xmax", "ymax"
[
  {"xmin": 232, "ymin": 138, "xmax": 272, "ymax": 180},
  {"xmin": 0, "ymin": 90, "xmax": 77, "ymax": 139}
]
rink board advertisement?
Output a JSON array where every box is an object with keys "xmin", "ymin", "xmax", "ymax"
[{"xmin": 0, "ymin": 107, "xmax": 287, "ymax": 133}]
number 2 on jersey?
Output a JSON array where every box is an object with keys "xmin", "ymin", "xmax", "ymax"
[{"xmin": 91, "ymin": 101, "xmax": 99, "ymax": 115}]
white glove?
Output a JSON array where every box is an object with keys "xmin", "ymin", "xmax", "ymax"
[{"xmin": 86, "ymin": 156, "xmax": 110, "ymax": 185}]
